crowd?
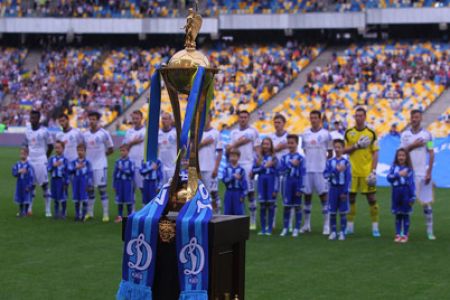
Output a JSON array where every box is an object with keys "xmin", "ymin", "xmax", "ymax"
[
  {"xmin": 254, "ymin": 41, "xmax": 450, "ymax": 137},
  {"xmin": 13, "ymin": 106, "xmax": 437, "ymax": 243},
  {"xmin": 0, "ymin": 47, "xmax": 28, "ymax": 101},
  {"xmin": 1, "ymin": 48, "xmax": 101, "ymax": 127}
]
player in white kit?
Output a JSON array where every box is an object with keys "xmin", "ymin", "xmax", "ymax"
[
  {"xmin": 123, "ymin": 110, "xmax": 146, "ymax": 204},
  {"xmin": 158, "ymin": 112, "xmax": 177, "ymax": 184},
  {"xmin": 24, "ymin": 110, "xmax": 54, "ymax": 217},
  {"xmin": 400, "ymin": 109, "xmax": 436, "ymax": 240},
  {"xmin": 301, "ymin": 110, "xmax": 333, "ymax": 235},
  {"xmin": 199, "ymin": 113, "xmax": 223, "ymax": 214},
  {"xmin": 83, "ymin": 111, "xmax": 114, "ymax": 222},
  {"xmin": 227, "ymin": 110, "xmax": 261, "ymax": 229},
  {"xmin": 269, "ymin": 114, "xmax": 289, "ymax": 229},
  {"xmin": 56, "ymin": 114, "xmax": 84, "ymax": 162}
]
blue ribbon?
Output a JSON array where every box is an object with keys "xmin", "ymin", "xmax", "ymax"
[{"xmin": 146, "ymin": 71, "xmax": 161, "ymax": 162}]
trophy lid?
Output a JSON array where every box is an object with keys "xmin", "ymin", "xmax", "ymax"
[{"xmin": 167, "ymin": 48, "xmax": 210, "ymax": 68}]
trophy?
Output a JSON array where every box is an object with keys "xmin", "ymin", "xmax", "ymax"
[{"xmin": 160, "ymin": 5, "xmax": 218, "ymax": 212}]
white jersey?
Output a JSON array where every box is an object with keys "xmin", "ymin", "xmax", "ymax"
[
  {"xmin": 400, "ymin": 128, "xmax": 433, "ymax": 176},
  {"xmin": 158, "ymin": 128, "xmax": 177, "ymax": 172},
  {"xmin": 199, "ymin": 128, "xmax": 223, "ymax": 172},
  {"xmin": 55, "ymin": 127, "xmax": 83, "ymax": 162},
  {"xmin": 330, "ymin": 130, "xmax": 344, "ymax": 141},
  {"xmin": 301, "ymin": 127, "xmax": 332, "ymax": 173},
  {"xmin": 25, "ymin": 126, "xmax": 53, "ymax": 163},
  {"xmin": 269, "ymin": 131, "xmax": 289, "ymax": 161},
  {"xmin": 230, "ymin": 126, "xmax": 261, "ymax": 165},
  {"xmin": 83, "ymin": 128, "xmax": 114, "ymax": 170},
  {"xmin": 124, "ymin": 126, "xmax": 146, "ymax": 164}
]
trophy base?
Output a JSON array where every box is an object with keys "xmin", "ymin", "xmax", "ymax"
[{"xmin": 122, "ymin": 214, "xmax": 249, "ymax": 300}]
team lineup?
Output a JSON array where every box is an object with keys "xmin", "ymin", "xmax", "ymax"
[{"xmin": 12, "ymin": 106, "xmax": 435, "ymax": 242}]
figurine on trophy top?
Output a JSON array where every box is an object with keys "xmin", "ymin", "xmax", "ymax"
[{"xmin": 183, "ymin": 7, "xmax": 202, "ymax": 50}]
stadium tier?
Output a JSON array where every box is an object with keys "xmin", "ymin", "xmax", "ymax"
[
  {"xmin": 428, "ymin": 107, "xmax": 450, "ymax": 137},
  {"xmin": 0, "ymin": 47, "xmax": 28, "ymax": 101},
  {"xmin": 253, "ymin": 41, "xmax": 450, "ymax": 137}
]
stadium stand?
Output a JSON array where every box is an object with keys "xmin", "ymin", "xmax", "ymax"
[
  {"xmin": 253, "ymin": 41, "xmax": 450, "ymax": 137},
  {"xmin": 428, "ymin": 107, "xmax": 450, "ymax": 137},
  {"xmin": 0, "ymin": 47, "xmax": 28, "ymax": 101}
]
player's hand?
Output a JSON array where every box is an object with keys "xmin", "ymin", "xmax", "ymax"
[
  {"xmin": 412, "ymin": 138, "xmax": 425, "ymax": 148},
  {"xmin": 264, "ymin": 161, "xmax": 272, "ymax": 168},
  {"xmin": 356, "ymin": 136, "xmax": 371, "ymax": 149},
  {"xmin": 425, "ymin": 172, "xmax": 432, "ymax": 185},
  {"xmin": 234, "ymin": 173, "xmax": 242, "ymax": 180},
  {"xmin": 151, "ymin": 162, "xmax": 158, "ymax": 170},
  {"xmin": 336, "ymin": 163, "xmax": 346, "ymax": 172},
  {"xmin": 398, "ymin": 169, "xmax": 408, "ymax": 177},
  {"xmin": 19, "ymin": 168, "xmax": 27, "ymax": 174},
  {"xmin": 295, "ymin": 191, "xmax": 302, "ymax": 197},
  {"xmin": 291, "ymin": 159, "xmax": 299, "ymax": 166},
  {"xmin": 76, "ymin": 163, "xmax": 83, "ymax": 169},
  {"xmin": 212, "ymin": 169, "xmax": 218, "ymax": 178}
]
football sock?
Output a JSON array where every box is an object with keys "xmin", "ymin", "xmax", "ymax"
[
  {"xmin": 283, "ymin": 207, "xmax": 290, "ymax": 229},
  {"xmin": 88, "ymin": 189, "xmax": 95, "ymax": 217},
  {"xmin": 370, "ymin": 203, "xmax": 379, "ymax": 223},
  {"xmin": 118, "ymin": 204, "xmax": 124, "ymax": 217},
  {"xmin": 348, "ymin": 202, "xmax": 356, "ymax": 222},
  {"xmin": 54, "ymin": 201, "xmax": 59, "ymax": 217},
  {"xmin": 19, "ymin": 204, "xmax": 24, "ymax": 215},
  {"xmin": 260, "ymin": 204, "xmax": 267, "ymax": 233},
  {"xmin": 395, "ymin": 214, "xmax": 402, "ymax": 235},
  {"xmin": 99, "ymin": 186, "xmax": 109, "ymax": 216},
  {"xmin": 126, "ymin": 204, "xmax": 133, "ymax": 216},
  {"xmin": 424, "ymin": 205, "xmax": 433, "ymax": 234},
  {"xmin": 61, "ymin": 202, "xmax": 67, "ymax": 216},
  {"xmin": 267, "ymin": 203, "xmax": 275, "ymax": 233},
  {"xmin": 303, "ymin": 203, "xmax": 312, "ymax": 227},
  {"xmin": 330, "ymin": 214, "xmax": 337, "ymax": 233},
  {"xmin": 340, "ymin": 214, "xmax": 347, "ymax": 233},
  {"xmin": 294, "ymin": 207, "xmax": 302, "ymax": 230},
  {"xmin": 403, "ymin": 214, "xmax": 410, "ymax": 236},
  {"xmin": 43, "ymin": 184, "xmax": 51, "ymax": 214},
  {"xmin": 75, "ymin": 202, "xmax": 80, "ymax": 219},
  {"xmin": 249, "ymin": 193, "xmax": 257, "ymax": 226},
  {"xmin": 82, "ymin": 202, "xmax": 88, "ymax": 219},
  {"xmin": 322, "ymin": 200, "xmax": 329, "ymax": 227}
]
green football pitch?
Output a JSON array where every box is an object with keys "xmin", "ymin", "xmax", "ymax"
[{"xmin": 1, "ymin": 146, "xmax": 449, "ymax": 300}]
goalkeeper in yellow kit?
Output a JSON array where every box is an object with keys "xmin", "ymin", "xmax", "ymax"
[{"xmin": 343, "ymin": 107, "xmax": 380, "ymax": 237}]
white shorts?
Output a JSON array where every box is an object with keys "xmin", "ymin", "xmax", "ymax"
[
  {"xmin": 92, "ymin": 168, "xmax": 108, "ymax": 187},
  {"xmin": 241, "ymin": 163, "xmax": 255, "ymax": 193},
  {"xmin": 201, "ymin": 171, "xmax": 218, "ymax": 192},
  {"xmin": 415, "ymin": 175, "xmax": 433, "ymax": 204},
  {"xmin": 29, "ymin": 160, "xmax": 48, "ymax": 186},
  {"xmin": 303, "ymin": 172, "xmax": 328, "ymax": 195},
  {"xmin": 163, "ymin": 169, "xmax": 175, "ymax": 185}
]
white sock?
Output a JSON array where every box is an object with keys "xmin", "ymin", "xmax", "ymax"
[
  {"xmin": 347, "ymin": 222, "xmax": 354, "ymax": 230},
  {"xmin": 324, "ymin": 213, "xmax": 330, "ymax": 228},
  {"xmin": 45, "ymin": 198, "xmax": 51, "ymax": 214},
  {"xmin": 88, "ymin": 199, "xmax": 95, "ymax": 216},
  {"xmin": 425, "ymin": 207, "xmax": 433, "ymax": 234},
  {"xmin": 372, "ymin": 222, "xmax": 379, "ymax": 231},
  {"xmin": 304, "ymin": 204, "xmax": 312, "ymax": 227},
  {"xmin": 28, "ymin": 202, "xmax": 33, "ymax": 213},
  {"xmin": 102, "ymin": 199, "xmax": 109, "ymax": 217}
]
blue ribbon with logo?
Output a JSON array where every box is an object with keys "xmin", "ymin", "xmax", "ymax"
[{"xmin": 176, "ymin": 181, "xmax": 213, "ymax": 300}]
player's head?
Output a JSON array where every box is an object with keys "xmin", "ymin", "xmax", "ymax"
[
  {"xmin": 58, "ymin": 113, "xmax": 70, "ymax": 130},
  {"xmin": 76, "ymin": 143, "xmax": 86, "ymax": 159},
  {"xmin": 238, "ymin": 110, "xmax": 250, "ymax": 128},
  {"xmin": 333, "ymin": 139, "xmax": 345, "ymax": 157},
  {"xmin": 132, "ymin": 110, "xmax": 143, "ymax": 128},
  {"xmin": 30, "ymin": 110, "xmax": 41, "ymax": 127},
  {"xmin": 228, "ymin": 148, "xmax": 240, "ymax": 165},
  {"xmin": 309, "ymin": 110, "xmax": 321, "ymax": 128},
  {"xmin": 287, "ymin": 134, "xmax": 299, "ymax": 153},
  {"xmin": 410, "ymin": 109, "xmax": 422, "ymax": 129},
  {"xmin": 273, "ymin": 114, "xmax": 286, "ymax": 132},
  {"xmin": 261, "ymin": 137, "xmax": 274, "ymax": 156},
  {"xmin": 54, "ymin": 140, "xmax": 65, "ymax": 156},
  {"xmin": 394, "ymin": 148, "xmax": 413, "ymax": 168},
  {"xmin": 161, "ymin": 112, "xmax": 173, "ymax": 130},
  {"xmin": 354, "ymin": 107, "xmax": 367, "ymax": 127},
  {"xmin": 334, "ymin": 121, "xmax": 341, "ymax": 130},
  {"xmin": 20, "ymin": 146, "xmax": 29, "ymax": 160},
  {"xmin": 120, "ymin": 144, "xmax": 130, "ymax": 158},
  {"xmin": 88, "ymin": 111, "xmax": 101, "ymax": 130}
]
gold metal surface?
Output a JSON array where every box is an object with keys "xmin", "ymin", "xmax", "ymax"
[
  {"xmin": 183, "ymin": 7, "xmax": 202, "ymax": 50},
  {"xmin": 159, "ymin": 218, "xmax": 176, "ymax": 243}
]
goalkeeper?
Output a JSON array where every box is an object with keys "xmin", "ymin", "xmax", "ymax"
[{"xmin": 343, "ymin": 107, "xmax": 380, "ymax": 237}]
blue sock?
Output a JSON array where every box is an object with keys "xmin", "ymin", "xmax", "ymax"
[
  {"xmin": 118, "ymin": 204, "xmax": 124, "ymax": 217},
  {"xmin": 295, "ymin": 207, "xmax": 302, "ymax": 230},
  {"xmin": 267, "ymin": 203, "xmax": 275, "ymax": 233},
  {"xmin": 260, "ymin": 204, "xmax": 267, "ymax": 233},
  {"xmin": 61, "ymin": 202, "xmax": 67, "ymax": 216},
  {"xmin": 126, "ymin": 204, "xmax": 133, "ymax": 216},
  {"xmin": 330, "ymin": 214, "xmax": 337, "ymax": 233},
  {"xmin": 19, "ymin": 204, "xmax": 24, "ymax": 215},
  {"xmin": 24, "ymin": 204, "xmax": 29, "ymax": 215},
  {"xmin": 340, "ymin": 214, "xmax": 347, "ymax": 233},
  {"xmin": 395, "ymin": 214, "xmax": 402, "ymax": 235},
  {"xmin": 403, "ymin": 214, "xmax": 410, "ymax": 236},
  {"xmin": 283, "ymin": 207, "xmax": 290, "ymax": 230},
  {"xmin": 75, "ymin": 202, "xmax": 80, "ymax": 219},
  {"xmin": 54, "ymin": 201, "xmax": 59, "ymax": 217},
  {"xmin": 82, "ymin": 202, "xmax": 88, "ymax": 219}
]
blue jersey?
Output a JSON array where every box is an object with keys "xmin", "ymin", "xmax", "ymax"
[
  {"xmin": 324, "ymin": 157, "xmax": 351, "ymax": 193},
  {"xmin": 140, "ymin": 160, "xmax": 163, "ymax": 183},
  {"xmin": 222, "ymin": 164, "xmax": 248, "ymax": 193},
  {"xmin": 12, "ymin": 160, "xmax": 35, "ymax": 204},
  {"xmin": 48, "ymin": 155, "xmax": 69, "ymax": 181},
  {"xmin": 280, "ymin": 152, "xmax": 305, "ymax": 179},
  {"xmin": 113, "ymin": 157, "xmax": 135, "ymax": 182},
  {"xmin": 387, "ymin": 165, "xmax": 415, "ymax": 189},
  {"xmin": 68, "ymin": 158, "xmax": 93, "ymax": 202},
  {"xmin": 113, "ymin": 157, "xmax": 135, "ymax": 204},
  {"xmin": 252, "ymin": 155, "xmax": 278, "ymax": 177},
  {"xmin": 387, "ymin": 164, "xmax": 416, "ymax": 214}
]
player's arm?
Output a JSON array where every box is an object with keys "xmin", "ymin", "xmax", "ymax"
[
  {"xmin": 274, "ymin": 141, "xmax": 288, "ymax": 153},
  {"xmin": 12, "ymin": 164, "xmax": 19, "ymax": 177},
  {"xmin": 344, "ymin": 160, "xmax": 352, "ymax": 193},
  {"xmin": 323, "ymin": 160, "xmax": 331, "ymax": 180},
  {"xmin": 105, "ymin": 132, "xmax": 114, "ymax": 156},
  {"xmin": 386, "ymin": 166, "xmax": 399, "ymax": 183},
  {"xmin": 371, "ymin": 150, "xmax": 379, "ymax": 172},
  {"xmin": 241, "ymin": 169, "xmax": 248, "ymax": 197},
  {"xmin": 343, "ymin": 130, "xmax": 358, "ymax": 154},
  {"xmin": 46, "ymin": 130, "xmax": 54, "ymax": 158},
  {"xmin": 231, "ymin": 137, "xmax": 252, "ymax": 148},
  {"xmin": 426, "ymin": 145, "xmax": 434, "ymax": 184},
  {"xmin": 212, "ymin": 148, "xmax": 223, "ymax": 178},
  {"xmin": 199, "ymin": 137, "xmax": 214, "ymax": 149},
  {"xmin": 222, "ymin": 167, "xmax": 232, "ymax": 184}
]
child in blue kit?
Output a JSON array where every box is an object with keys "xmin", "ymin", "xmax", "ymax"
[
  {"xmin": 140, "ymin": 159, "xmax": 163, "ymax": 205},
  {"xmin": 324, "ymin": 139, "xmax": 351, "ymax": 241},
  {"xmin": 222, "ymin": 148, "xmax": 248, "ymax": 215},
  {"xmin": 12, "ymin": 147, "xmax": 35, "ymax": 217},
  {"xmin": 387, "ymin": 148, "xmax": 416, "ymax": 243},
  {"xmin": 279, "ymin": 134, "xmax": 305, "ymax": 238},
  {"xmin": 48, "ymin": 141, "xmax": 69, "ymax": 219},
  {"xmin": 69, "ymin": 144, "xmax": 93, "ymax": 221},
  {"xmin": 252, "ymin": 137, "xmax": 279, "ymax": 236},
  {"xmin": 113, "ymin": 144, "xmax": 135, "ymax": 223}
]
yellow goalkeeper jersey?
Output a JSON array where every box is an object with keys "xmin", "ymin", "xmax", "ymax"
[{"xmin": 344, "ymin": 126, "xmax": 379, "ymax": 177}]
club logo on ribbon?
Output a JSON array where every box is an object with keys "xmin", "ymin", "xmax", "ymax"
[
  {"xmin": 179, "ymin": 237, "xmax": 205, "ymax": 276},
  {"xmin": 126, "ymin": 233, "xmax": 152, "ymax": 271}
]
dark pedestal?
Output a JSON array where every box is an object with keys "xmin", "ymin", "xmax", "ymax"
[{"xmin": 122, "ymin": 214, "xmax": 249, "ymax": 300}]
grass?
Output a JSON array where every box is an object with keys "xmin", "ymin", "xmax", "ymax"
[{"xmin": 1, "ymin": 146, "xmax": 450, "ymax": 299}]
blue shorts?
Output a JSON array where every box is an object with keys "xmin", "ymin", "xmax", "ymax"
[
  {"xmin": 257, "ymin": 174, "xmax": 277, "ymax": 203},
  {"xmin": 328, "ymin": 186, "xmax": 349, "ymax": 214},
  {"xmin": 283, "ymin": 177, "xmax": 302, "ymax": 207},
  {"xmin": 391, "ymin": 186, "xmax": 414, "ymax": 215},
  {"xmin": 51, "ymin": 178, "xmax": 67, "ymax": 202},
  {"xmin": 224, "ymin": 190, "xmax": 245, "ymax": 215}
]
